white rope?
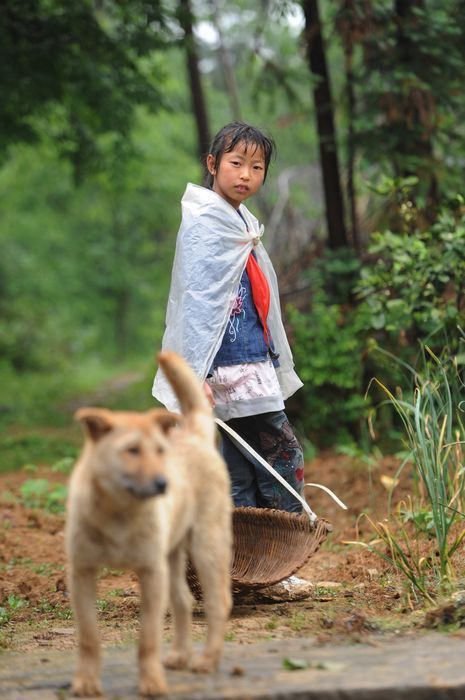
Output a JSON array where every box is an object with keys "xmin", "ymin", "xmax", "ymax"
[
  {"xmin": 215, "ymin": 419, "xmax": 348, "ymax": 523},
  {"xmin": 305, "ymin": 483, "xmax": 348, "ymax": 510}
]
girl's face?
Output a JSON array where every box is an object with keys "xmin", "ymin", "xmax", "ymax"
[{"xmin": 207, "ymin": 142, "xmax": 265, "ymax": 209}]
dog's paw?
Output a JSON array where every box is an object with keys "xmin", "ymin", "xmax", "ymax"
[
  {"xmin": 139, "ymin": 672, "xmax": 168, "ymax": 697},
  {"xmin": 189, "ymin": 651, "xmax": 219, "ymax": 674},
  {"xmin": 164, "ymin": 649, "xmax": 190, "ymax": 670},
  {"xmin": 71, "ymin": 673, "xmax": 103, "ymax": 697}
]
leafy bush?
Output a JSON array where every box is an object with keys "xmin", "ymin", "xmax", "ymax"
[
  {"xmin": 289, "ymin": 249, "xmax": 368, "ymax": 446},
  {"xmin": 357, "ymin": 198, "xmax": 465, "ymax": 348}
]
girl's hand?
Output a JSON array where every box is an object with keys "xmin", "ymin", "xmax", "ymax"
[{"xmin": 203, "ymin": 381, "xmax": 215, "ymax": 407}]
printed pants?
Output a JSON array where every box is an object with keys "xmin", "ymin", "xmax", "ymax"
[{"xmin": 219, "ymin": 410, "xmax": 305, "ymax": 513}]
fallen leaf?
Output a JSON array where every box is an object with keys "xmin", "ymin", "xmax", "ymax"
[
  {"xmin": 380, "ymin": 475, "xmax": 399, "ymax": 490},
  {"xmin": 282, "ymin": 658, "xmax": 309, "ymax": 670}
]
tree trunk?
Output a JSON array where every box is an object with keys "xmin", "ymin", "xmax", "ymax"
[
  {"xmin": 302, "ymin": 0, "xmax": 348, "ymax": 250},
  {"xmin": 394, "ymin": 0, "xmax": 438, "ymax": 211},
  {"xmin": 177, "ymin": 0, "xmax": 210, "ymax": 160},
  {"xmin": 210, "ymin": 0, "xmax": 242, "ymax": 121},
  {"xmin": 338, "ymin": 1, "xmax": 360, "ymax": 252}
]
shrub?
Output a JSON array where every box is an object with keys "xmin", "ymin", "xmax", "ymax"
[
  {"xmin": 288, "ymin": 249, "xmax": 368, "ymax": 446},
  {"xmin": 357, "ymin": 198, "xmax": 465, "ymax": 351}
]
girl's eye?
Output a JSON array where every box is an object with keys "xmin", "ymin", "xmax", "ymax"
[
  {"xmin": 254, "ymin": 165, "xmax": 264, "ymax": 170},
  {"xmin": 127, "ymin": 445, "xmax": 141, "ymax": 456}
]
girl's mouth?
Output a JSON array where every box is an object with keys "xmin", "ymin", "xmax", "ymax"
[{"xmin": 235, "ymin": 185, "xmax": 249, "ymax": 192}]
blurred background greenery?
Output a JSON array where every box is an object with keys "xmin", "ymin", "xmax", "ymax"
[{"xmin": 1, "ymin": 0, "xmax": 465, "ymax": 470}]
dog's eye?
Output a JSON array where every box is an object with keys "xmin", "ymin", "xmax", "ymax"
[{"xmin": 127, "ymin": 445, "xmax": 141, "ymax": 456}]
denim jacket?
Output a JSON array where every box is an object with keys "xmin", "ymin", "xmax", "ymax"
[{"xmin": 211, "ymin": 265, "xmax": 278, "ymax": 369}]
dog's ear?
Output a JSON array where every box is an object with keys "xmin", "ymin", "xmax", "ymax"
[
  {"xmin": 75, "ymin": 408, "xmax": 115, "ymax": 442},
  {"xmin": 148, "ymin": 409, "xmax": 182, "ymax": 435}
]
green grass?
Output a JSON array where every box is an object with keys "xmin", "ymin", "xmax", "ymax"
[
  {"xmin": 19, "ymin": 478, "xmax": 68, "ymax": 514},
  {"xmin": 0, "ymin": 355, "xmax": 158, "ymax": 473},
  {"xmin": 361, "ymin": 345, "xmax": 465, "ymax": 601},
  {"xmin": 288, "ymin": 611, "xmax": 308, "ymax": 632},
  {"xmin": 0, "ymin": 595, "xmax": 28, "ymax": 627},
  {"xmin": 0, "ymin": 433, "xmax": 79, "ymax": 473},
  {"xmin": 264, "ymin": 615, "xmax": 279, "ymax": 631}
]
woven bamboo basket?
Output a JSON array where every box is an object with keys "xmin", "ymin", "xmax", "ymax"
[{"xmin": 188, "ymin": 506, "xmax": 331, "ymax": 597}]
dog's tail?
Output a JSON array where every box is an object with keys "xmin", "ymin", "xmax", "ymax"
[{"xmin": 157, "ymin": 351, "xmax": 212, "ymax": 417}]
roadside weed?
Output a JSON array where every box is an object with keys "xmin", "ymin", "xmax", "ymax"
[{"xmin": 358, "ymin": 345, "xmax": 465, "ymax": 601}]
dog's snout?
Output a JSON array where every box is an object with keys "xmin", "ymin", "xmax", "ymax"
[
  {"xmin": 122, "ymin": 474, "xmax": 168, "ymax": 499},
  {"xmin": 153, "ymin": 475, "xmax": 167, "ymax": 495}
]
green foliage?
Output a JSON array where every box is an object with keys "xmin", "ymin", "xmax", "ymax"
[
  {"xmin": 290, "ymin": 303, "xmax": 367, "ymax": 445},
  {"xmin": 357, "ymin": 199, "xmax": 465, "ymax": 344},
  {"xmin": 0, "ymin": 0, "xmax": 168, "ymax": 176},
  {"xmin": 19, "ymin": 478, "xmax": 67, "ymax": 514},
  {"xmin": 0, "ymin": 594, "xmax": 28, "ymax": 627},
  {"xmin": 345, "ymin": 0, "xmax": 465, "ymax": 198},
  {"xmin": 0, "ymin": 433, "xmax": 78, "ymax": 474},
  {"xmin": 400, "ymin": 506, "xmax": 436, "ymax": 537},
  {"xmin": 0, "ymin": 66, "xmax": 199, "ymax": 373},
  {"xmin": 359, "ymin": 345, "xmax": 465, "ymax": 601},
  {"xmin": 289, "ymin": 250, "xmax": 367, "ymax": 446},
  {"xmin": 3, "ymin": 0, "xmax": 465, "ymax": 463}
]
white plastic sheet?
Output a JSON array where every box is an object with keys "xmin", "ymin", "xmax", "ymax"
[{"xmin": 152, "ymin": 183, "xmax": 303, "ymax": 412}]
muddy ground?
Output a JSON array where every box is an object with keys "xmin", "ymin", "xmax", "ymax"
[{"xmin": 0, "ymin": 451, "xmax": 460, "ymax": 653}]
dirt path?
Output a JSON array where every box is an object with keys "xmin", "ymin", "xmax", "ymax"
[
  {"xmin": 3, "ymin": 632, "xmax": 465, "ymax": 699},
  {"xmin": 0, "ymin": 451, "xmax": 435, "ymax": 654}
]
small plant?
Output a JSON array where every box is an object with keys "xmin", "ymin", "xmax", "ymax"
[
  {"xmin": 0, "ymin": 594, "xmax": 28, "ymax": 626},
  {"xmin": 100, "ymin": 567, "xmax": 124, "ymax": 577},
  {"xmin": 54, "ymin": 606, "xmax": 72, "ymax": 620},
  {"xmin": 96, "ymin": 599, "xmax": 111, "ymax": 613},
  {"xmin": 31, "ymin": 600, "xmax": 71, "ymax": 620},
  {"xmin": 108, "ymin": 588, "xmax": 125, "ymax": 597},
  {"xmin": 357, "ymin": 345, "xmax": 465, "ymax": 601},
  {"xmin": 288, "ymin": 611, "xmax": 307, "ymax": 632},
  {"xmin": 7, "ymin": 594, "xmax": 27, "ymax": 612},
  {"xmin": 30, "ymin": 562, "xmax": 64, "ymax": 577},
  {"xmin": 400, "ymin": 505, "xmax": 436, "ymax": 536},
  {"xmin": 264, "ymin": 615, "xmax": 279, "ymax": 631},
  {"xmin": 0, "ymin": 607, "xmax": 10, "ymax": 626},
  {"xmin": 51, "ymin": 457, "xmax": 75, "ymax": 474},
  {"xmin": 19, "ymin": 478, "xmax": 67, "ymax": 514}
]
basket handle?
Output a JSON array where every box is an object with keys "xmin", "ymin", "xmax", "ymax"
[
  {"xmin": 216, "ymin": 418, "xmax": 318, "ymax": 523},
  {"xmin": 305, "ymin": 483, "xmax": 348, "ymax": 510}
]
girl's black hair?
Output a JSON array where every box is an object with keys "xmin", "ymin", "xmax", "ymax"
[{"xmin": 204, "ymin": 121, "xmax": 276, "ymax": 188}]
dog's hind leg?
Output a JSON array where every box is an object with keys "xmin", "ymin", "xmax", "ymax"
[
  {"xmin": 164, "ymin": 544, "xmax": 193, "ymax": 670},
  {"xmin": 137, "ymin": 563, "xmax": 169, "ymax": 696},
  {"xmin": 69, "ymin": 567, "xmax": 103, "ymax": 697},
  {"xmin": 189, "ymin": 531, "xmax": 232, "ymax": 673}
]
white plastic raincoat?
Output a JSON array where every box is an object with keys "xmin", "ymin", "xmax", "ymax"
[{"xmin": 152, "ymin": 183, "xmax": 303, "ymax": 412}]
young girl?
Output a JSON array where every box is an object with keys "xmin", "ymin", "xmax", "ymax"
[{"xmin": 153, "ymin": 121, "xmax": 304, "ymax": 513}]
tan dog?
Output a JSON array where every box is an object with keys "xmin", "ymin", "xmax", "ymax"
[{"xmin": 66, "ymin": 351, "xmax": 232, "ymax": 697}]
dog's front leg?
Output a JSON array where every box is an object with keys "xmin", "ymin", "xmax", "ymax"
[
  {"xmin": 69, "ymin": 567, "xmax": 102, "ymax": 697},
  {"xmin": 138, "ymin": 564, "xmax": 169, "ymax": 696}
]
